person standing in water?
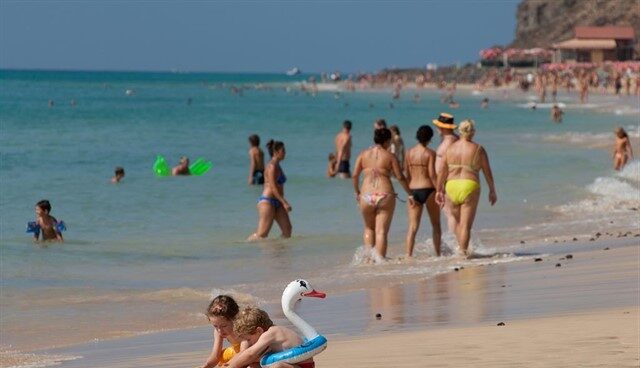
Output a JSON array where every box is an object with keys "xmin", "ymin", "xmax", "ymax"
[
  {"xmin": 334, "ymin": 120, "xmax": 353, "ymax": 178},
  {"xmin": 613, "ymin": 127, "xmax": 634, "ymax": 171},
  {"xmin": 111, "ymin": 166, "xmax": 125, "ymax": 183},
  {"xmin": 353, "ymin": 128, "xmax": 415, "ymax": 261},
  {"xmin": 433, "ymin": 113, "xmax": 459, "ymax": 235},
  {"xmin": 248, "ymin": 134, "xmax": 265, "ymax": 185},
  {"xmin": 404, "ymin": 125, "xmax": 440, "ymax": 257},
  {"xmin": 436, "ymin": 120, "xmax": 497, "ymax": 258},
  {"xmin": 248, "ymin": 140, "xmax": 292, "ymax": 240},
  {"xmin": 389, "ymin": 125, "xmax": 405, "ymax": 168}
]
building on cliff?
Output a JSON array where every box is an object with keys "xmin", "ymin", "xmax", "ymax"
[{"xmin": 552, "ymin": 26, "xmax": 636, "ymax": 63}]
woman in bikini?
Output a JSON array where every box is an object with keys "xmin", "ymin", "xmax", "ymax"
[
  {"xmin": 613, "ymin": 127, "xmax": 633, "ymax": 171},
  {"xmin": 435, "ymin": 120, "xmax": 497, "ymax": 257},
  {"xmin": 353, "ymin": 128, "xmax": 414, "ymax": 260},
  {"xmin": 248, "ymin": 140, "xmax": 292, "ymax": 241},
  {"xmin": 404, "ymin": 125, "xmax": 440, "ymax": 257}
]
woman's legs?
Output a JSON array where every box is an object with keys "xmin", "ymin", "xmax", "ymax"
[
  {"xmin": 273, "ymin": 206, "xmax": 292, "ymax": 238},
  {"xmin": 248, "ymin": 201, "xmax": 275, "ymax": 241},
  {"xmin": 375, "ymin": 196, "xmax": 396, "ymax": 258},
  {"xmin": 359, "ymin": 199, "xmax": 376, "ymax": 249},
  {"xmin": 458, "ymin": 189, "xmax": 481, "ymax": 257},
  {"xmin": 405, "ymin": 201, "xmax": 423, "ymax": 257},
  {"xmin": 425, "ymin": 194, "xmax": 442, "ymax": 256}
]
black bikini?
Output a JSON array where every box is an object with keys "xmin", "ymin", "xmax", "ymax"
[{"xmin": 411, "ymin": 188, "xmax": 435, "ymax": 204}]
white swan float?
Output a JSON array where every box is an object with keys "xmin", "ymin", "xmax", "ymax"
[{"xmin": 260, "ymin": 279, "xmax": 328, "ymax": 367}]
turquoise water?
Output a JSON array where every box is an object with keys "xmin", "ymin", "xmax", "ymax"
[{"xmin": 1, "ymin": 70, "xmax": 638, "ymax": 355}]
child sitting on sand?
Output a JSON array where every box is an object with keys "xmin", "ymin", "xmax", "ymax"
[
  {"xmin": 226, "ymin": 307, "xmax": 315, "ymax": 368},
  {"xmin": 327, "ymin": 153, "xmax": 337, "ymax": 178},
  {"xmin": 29, "ymin": 200, "xmax": 64, "ymax": 242},
  {"xmin": 199, "ymin": 295, "xmax": 248, "ymax": 368}
]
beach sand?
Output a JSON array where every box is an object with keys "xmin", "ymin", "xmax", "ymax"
[
  {"xmin": 314, "ymin": 307, "xmax": 639, "ymax": 368},
  {"xmin": 48, "ymin": 239, "xmax": 638, "ymax": 368}
]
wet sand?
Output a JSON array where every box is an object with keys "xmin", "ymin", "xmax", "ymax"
[{"xmin": 45, "ymin": 238, "xmax": 638, "ymax": 368}]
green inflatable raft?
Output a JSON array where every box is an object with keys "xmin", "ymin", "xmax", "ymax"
[{"xmin": 153, "ymin": 155, "xmax": 212, "ymax": 176}]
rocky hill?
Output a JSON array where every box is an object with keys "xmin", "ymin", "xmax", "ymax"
[{"xmin": 511, "ymin": 0, "xmax": 640, "ymax": 52}]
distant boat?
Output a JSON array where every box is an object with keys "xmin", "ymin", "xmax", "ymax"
[{"xmin": 286, "ymin": 67, "xmax": 301, "ymax": 76}]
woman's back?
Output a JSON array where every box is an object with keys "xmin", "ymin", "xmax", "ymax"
[
  {"xmin": 359, "ymin": 146, "xmax": 395, "ymax": 193},
  {"xmin": 406, "ymin": 144, "xmax": 435, "ymax": 189},
  {"xmin": 446, "ymin": 140, "xmax": 482, "ymax": 182}
]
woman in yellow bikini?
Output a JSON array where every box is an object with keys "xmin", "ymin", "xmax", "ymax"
[
  {"xmin": 435, "ymin": 120, "xmax": 497, "ymax": 257},
  {"xmin": 353, "ymin": 128, "xmax": 415, "ymax": 261}
]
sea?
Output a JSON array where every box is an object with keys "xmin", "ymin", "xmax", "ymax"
[{"xmin": 0, "ymin": 70, "xmax": 638, "ymax": 367}]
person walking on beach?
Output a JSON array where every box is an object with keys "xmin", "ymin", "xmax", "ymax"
[
  {"xmin": 433, "ymin": 113, "xmax": 459, "ymax": 234},
  {"xmin": 404, "ymin": 125, "xmax": 440, "ymax": 257},
  {"xmin": 248, "ymin": 140, "xmax": 292, "ymax": 241},
  {"xmin": 613, "ymin": 127, "xmax": 634, "ymax": 171},
  {"xmin": 248, "ymin": 134, "xmax": 265, "ymax": 185},
  {"xmin": 389, "ymin": 125, "xmax": 405, "ymax": 168},
  {"xmin": 334, "ymin": 120, "xmax": 353, "ymax": 178},
  {"xmin": 353, "ymin": 128, "xmax": 415, "ymax": 261},
  {"xmin": 436, "ymin": 120, "xmax": 497, "ymax": 258}
]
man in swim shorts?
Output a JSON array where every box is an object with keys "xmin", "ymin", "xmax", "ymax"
[
  {"xmin": 433, "ymin": 113, "xmax": 459, "ymax": 234},
  {"xmin": 334, "ymin": 120, "xmax": 352, "ymax": 178}
]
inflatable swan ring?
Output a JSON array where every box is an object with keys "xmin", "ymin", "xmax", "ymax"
[{"xmin": 260, "ymin": 279, "xmax": 328, "ymax": 368}]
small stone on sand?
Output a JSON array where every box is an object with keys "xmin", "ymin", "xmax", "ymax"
[
  {"xmin": 604, "ymin": 247, "xmax": 610, "ymax": 250},
  {"xmin": 497, "ymin": 322, "xmax": 505, "ymax": 326},
  {"xmin": 534, "ymin": 258, "xmax": 543, "ymax": 262},
  {"xmin": 555, "ymin": 263, "xmax": 561, "ymax": 267},
  {"xmin": 375, "ymin": 313, "xmax": 382, "ymax": 320},
  {"xmin": 566, "ymin": 254, "xmax": 573, "ymax": 259},
  {"xmin": 520, "ymin": 240, "xmax": 525, "ymax": 244},
  {"xmin": 572, "ymin": 237, "xmax": 578, "ymax": 241}
]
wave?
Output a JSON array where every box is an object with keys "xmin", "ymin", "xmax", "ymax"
[
  {"xmin": 0, "ymin": 348, "xmax": 80, "ymax": 368},
  {"xmin": 554, "ymin": 162, "xmax": 640, "ymax": 216}
]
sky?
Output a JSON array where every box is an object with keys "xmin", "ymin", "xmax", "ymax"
[{"xmin": 0, "ymin": 0, "xmax": 519, "ymax": 73}]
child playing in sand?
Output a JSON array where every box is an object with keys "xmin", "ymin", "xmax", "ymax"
[
  {"xmin": 326, "ymin": 153, "xmax": 337, "ymax": 178},
  {"xmin": 226, "ymin": 306, "xmax": 315, "ymax": 368},
  {"xmin": 29, "ymin": 200, "xmax": 64, "ymax": 242},
  {"xmin": 199, "ymin": 295, "xmax": 248, "ymax": 368}
]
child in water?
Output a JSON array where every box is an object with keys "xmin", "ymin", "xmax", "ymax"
[
  {"xmin": 199, "ymin": 295, "xmax": 247, "ymax": 368},
  {"xmin": 30, "ymin": 200, "xmax": 64, "ymax": 242},
  {"xmin": 326, "ymin": 153, "xmax": 337, "ymax": 178},
  {"xmin": 226, "ymin": 307, "xmax": 315, "ymax": 368}
]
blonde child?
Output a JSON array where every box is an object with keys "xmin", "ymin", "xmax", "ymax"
[{"xmin": 226, "ymin": 307, "xmax": 315, "ymax": 368}]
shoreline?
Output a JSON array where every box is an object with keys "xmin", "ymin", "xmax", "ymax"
[{"xmin": 23, "ymin": 237, "xmax": 639, "ymax": 368}]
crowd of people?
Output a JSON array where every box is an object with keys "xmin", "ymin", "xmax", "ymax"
[{"xmin": 244, "ymin": 112, "xmax": 499, "ymax": 261}]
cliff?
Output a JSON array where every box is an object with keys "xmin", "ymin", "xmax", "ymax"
[{"xmin": 511, "ymin": 0, "xmax": 640, "ymax": 52}]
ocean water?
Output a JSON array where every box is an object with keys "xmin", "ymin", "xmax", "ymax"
[{"xmin": 1, "ymin": 70, "xmax": 638, "ymax": 361}]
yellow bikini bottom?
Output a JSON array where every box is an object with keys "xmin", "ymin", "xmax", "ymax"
[{"xmin": 445, "ymin": 179, "xmax": 480, "ymax": 205}]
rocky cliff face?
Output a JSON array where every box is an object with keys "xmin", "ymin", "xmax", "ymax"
[{"xmin": 511, "ymin": 0, "xmax": 640, "ymax": 53}]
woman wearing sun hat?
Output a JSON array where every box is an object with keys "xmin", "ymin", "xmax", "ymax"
[{"xmin": 435, "ymin": 119, "xmax": 497, "ymax": 258}]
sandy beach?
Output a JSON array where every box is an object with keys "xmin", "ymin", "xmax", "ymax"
[{"xmin": 37, "ymin": 237, "xmax": 639, "ymax": 368}]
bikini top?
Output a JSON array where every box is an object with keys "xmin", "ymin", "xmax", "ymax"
[
  {"xmin": 448, "ymin": 145, "xmax": 482, "ymax": 174},
  {"xmin": 276, "ymin": 172, "xmax": 287, "ymax": 185}
]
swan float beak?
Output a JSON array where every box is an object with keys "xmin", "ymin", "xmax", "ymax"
[{"xmin": 303, "ymin": 289, "xmax": 326, "ymax": 298}]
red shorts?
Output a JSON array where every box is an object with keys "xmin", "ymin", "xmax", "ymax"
[{"xmin": 298, "ymin": 362, "xmax": 315, "ymax": 368}]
